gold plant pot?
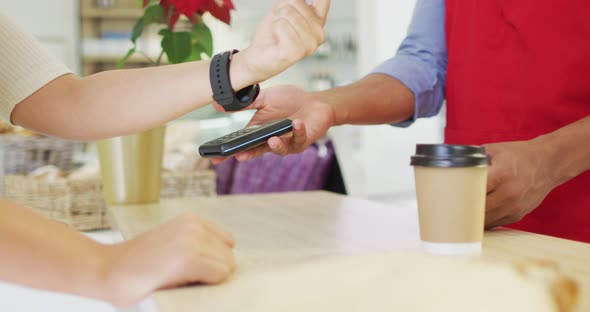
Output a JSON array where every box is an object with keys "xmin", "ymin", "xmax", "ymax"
[{"xmin": 97, "ymin": 126, "xmax": 166, "ymax": 205}]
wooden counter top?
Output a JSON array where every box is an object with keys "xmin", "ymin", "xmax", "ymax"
[{"xmin": 108, "ymin": 191, "xmax": 590, "ymax": 311}]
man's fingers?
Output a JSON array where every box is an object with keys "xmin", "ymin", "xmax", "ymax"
[
  {"xmin": 485, "ymin": 213, "xmax": 513, "ymax": 229},
  {"xmin": 485, "ymin": 183, "xmax": 513, "ymax": 222},
  {"xmin": 311, "ymin": 0, "xmax": 331, "ymax": 23},
  {"xmin": 486, "ymin": 163, "xmax": 502, "ymax": 193},
  {"xmin": 235, "ymin": 150, "xmax": 254, "ymax": 162},
  {"xmin": 232, "ymin": 120, "xmax": 308, "ymax": 161},
  {"xmin": 485, "ymin": 184, "xmax": 522, "ymax": 229},
  {"xmin": 486, "ymin": 189, "xmax": 505, "ymax": 213},
  {"xmin": 211, "ymin": 158, "xmax": 227, "ymax": 165},
  {"xmin": 235, "ymin": 145, "xmax": 270, "ymax": 162},
  {"xmin": 291, "ymin": 119, "xmax": 307, "ymax": 150},
  {"xmin": 483, "ymin": 144, "xmax": 501, "ymax": 193},
  {"xmin": 485, "ymin": 201, "xmax": 507, "ymax": 229},
  {"xmin": 485, "ymin": 215, "xmax": 505, "ymax": 229},
  {"xmin": 268, "ymin": 136, "xmax": 291, "ymax": 156}
]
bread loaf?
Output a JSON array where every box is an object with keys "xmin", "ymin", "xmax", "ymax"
[{"xmin": 200, "ymin": 252, "xmax": 578, "ymax": 312}]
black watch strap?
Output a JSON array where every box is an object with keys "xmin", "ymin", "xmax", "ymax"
[{"xmin": 210, "ymin": 50, "xmax": 260, "ymax": 112}]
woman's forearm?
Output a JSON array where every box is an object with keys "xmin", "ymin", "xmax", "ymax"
[
  {"xmin": 0, "ymin": 197, "xmax": 240, "ymax": 306},
  {"xmin": 11, "ymin": 0, "xmax": 332, "ymax": 141},
  {"xmin": 0, "ymin": 198, "xmax": 112, "ymax": 302},
  {"xmin": 312, "ymin": 73, "xmax": 415, "ymax": 126},
  {"xmin": 11, "ymin": 53, "xmax": 254, "ymax": 141}
]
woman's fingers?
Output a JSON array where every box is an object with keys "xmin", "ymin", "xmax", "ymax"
[
  {"xmin": 312, "ymin": 0, "xmax": 331, "ymax": 23},
  {"xmin": 279, "ymin": 0, "xmax": 325, "ymax": 43}
]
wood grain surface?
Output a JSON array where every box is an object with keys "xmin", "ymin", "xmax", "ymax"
[{"xmin": 108, "ymin": 191, "xmax": 590, "ymax": 311}]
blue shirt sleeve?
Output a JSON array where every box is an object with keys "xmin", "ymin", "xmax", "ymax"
[{"xmin": 371, "ymin": 0, "xmax": 447, "ymax": 127}]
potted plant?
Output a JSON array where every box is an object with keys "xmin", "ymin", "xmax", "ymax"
[
  {"xmin": 97, "ymin": 0, "xmax": 235, "ymax": 205},
  {"xmin": 118, "ymin": 0, "xmax": 235, "ymax": 67}
]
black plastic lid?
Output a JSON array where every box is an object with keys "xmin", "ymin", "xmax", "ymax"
[{"xmin": 410, "ymin": 144, "xmax": 489, "ymax": 168}]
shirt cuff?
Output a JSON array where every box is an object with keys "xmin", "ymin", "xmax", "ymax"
[{"xmin": 371, "ymin": 54, "xmax": 442, "ymax": 128}]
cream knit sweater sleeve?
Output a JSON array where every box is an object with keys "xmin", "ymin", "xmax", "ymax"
[{"xmin": 0, "ymin": 13, "xmax": 71, "ymax": 123}]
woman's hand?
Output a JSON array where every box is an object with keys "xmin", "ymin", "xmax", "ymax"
[
  {"xmin": 237, "ymin": 0, "xmax": 331, "ymax": 84},
  {"xmin": 103, "ymin": 213, "xmax": 236, "ymax": 307}
]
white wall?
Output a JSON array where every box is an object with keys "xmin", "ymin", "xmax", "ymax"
[
  {"xmin": 0, "ymin": 0, "xmax": 80, "ymax": 74},
  {"xmin": 357, "ymin": 0, "xmax": 417, "ymax": 74},
  {"xmin": 332, "ymin": 0, "xmax": 444, "ymax": 199}
]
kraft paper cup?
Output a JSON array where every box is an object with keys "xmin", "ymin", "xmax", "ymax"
[{"xmin": 411, "ymin": 144, "xmax": 489, "ymax": 255}]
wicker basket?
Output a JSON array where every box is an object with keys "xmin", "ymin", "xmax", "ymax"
[
  {"xmin": 0, "ymin": 135, "xmax": 76, "ymax": 194},
  {"xmin": 3, "ymin": 170, "xmax": 216, "ymax": 231}
]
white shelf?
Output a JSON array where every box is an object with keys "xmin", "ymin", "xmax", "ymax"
[{"xmin": 81, "ymin": 8, "xmax": 142, "ymax": 19}]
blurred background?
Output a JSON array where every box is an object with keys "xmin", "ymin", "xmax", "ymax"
[{"xmin": 0, "ymin": 0, "xmax": 445, "ymax": 206}]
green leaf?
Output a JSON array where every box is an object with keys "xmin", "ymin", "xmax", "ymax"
[
  {"xmin": 191, "ymin": 21, "xmax": 213, "ymax": 58},
  {"xmin": 143, "ymin": 4, "xmax": 165, "ymax": 25},
  {"xmin": 131, "ymin": 17, "xmax": 145, "ymax": 44},
  {"xmin": 131, "ymin": 5, "xmax": 164, "ymax": 45},
  {"xmin": 160, "ymin": 29, "xmax": 192, "ymax": 64},
  {"xmin": 185, "ymin": 45, "xmax": 204, "ymax": 62},
  {"xmin": 158, "ymin": 28, "xmax": 168, "ymax": 36},
  {"xmin": 117, "ymin": 47, "xmax": 136, "ymax": 69}
]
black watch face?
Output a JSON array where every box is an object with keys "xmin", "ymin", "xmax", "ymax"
[{"xmin": 236, "ymin": 86, "xmax": 254, "ymax": 103}]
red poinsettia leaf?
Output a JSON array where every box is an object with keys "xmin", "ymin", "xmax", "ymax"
[
  {"xmin": 170, "ymin": 0, "xmax": 207, "ymax": 19},
  {"xmin": 159, "ymin": 0, "xmax": 172, "ymax": 15},
  {"xmin": 159, "ymin": 0, "xmax": 181, "ymax": 29},
  {"xmin": 157, "ymin": 0, "xmax": 234, "ymax": 29},
  {"xmin": 204, "ymin": 0, "xmax": 234, "ymax": 25},
  {"xmin": 223, "ymin": 0, "xmax": 235, "ymax": 10},
  {"xmin": 143, "ymin": 0, "xmax": 150, "ymax": 8},
  {"xmin": 171, "ymin": 11, "xmax": 181, "ymax": 28},
  {"xmin": 210, "ymin": 0, "xmax": 234, "ymax": 10}
]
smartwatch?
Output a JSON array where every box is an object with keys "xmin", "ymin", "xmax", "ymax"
[{"xmin": 210, "ymin": 49, "xmax": 260, "ymax": 112}]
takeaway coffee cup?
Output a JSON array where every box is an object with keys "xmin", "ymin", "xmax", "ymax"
[{"xmin": 410, "ymin": 144, "xmax": 490, "ymax": 255}]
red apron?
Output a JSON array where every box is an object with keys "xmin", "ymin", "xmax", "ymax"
[{"xmin": 445, "ymin": 0, "xmax": 590, "ymax": 242}]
